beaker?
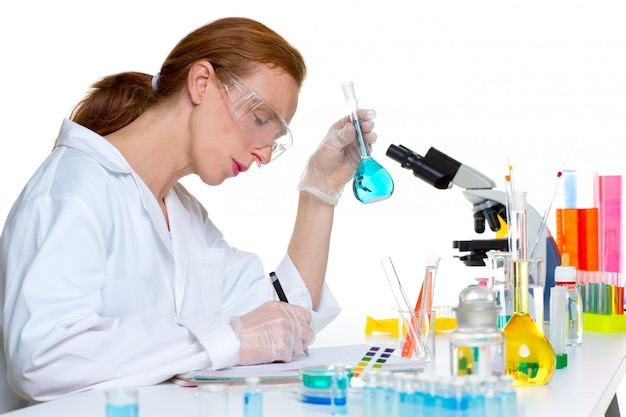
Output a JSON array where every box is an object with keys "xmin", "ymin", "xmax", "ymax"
[
  {"xmin": 196, "ymin": 383, "xmax": 228, "ymax": 417},
  {"xmin": 527, "ymin": 258, "xmax": 545, "ymax": 332},
  {"xmin": 105, "ymin": 388, "xmax": 138, "ymax": 417},
  {"xmin": 486, "ymin": 250, "xmax": 513, "ymax": 328},
  {"xmin": 341, "ymin": 82, "xmax": 394, "ymax": 204}
]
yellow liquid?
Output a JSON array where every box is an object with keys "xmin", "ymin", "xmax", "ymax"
[{"xmin": 503, "ymin": 312, "xmax": 555, "ymax": 386}]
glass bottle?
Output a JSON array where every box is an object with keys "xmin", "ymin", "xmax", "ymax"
[
  {"xmin": 243, "ymin": 377, "xmax": 263, "ymax": 417},
  {"xmin": 503, "ymin": 260, "xmax": 556, "ymax": 386},
  {"xmin": 450, "ymin": 285, "xmax": 505, "ymax": 378},
  {"xmin": 331, "ymin": 363, "xmax": 348, "ymax": 415},
  {"xmin": 554, "ymin": 261, "xmax": 583, "ymax": 345},
  {"xmin": 482, "ymin": 377, "xmax": 501, "ymax": 417},
  {"xmin": 498, "ymin": 375, "xmax": 518, "ymax": 417}
]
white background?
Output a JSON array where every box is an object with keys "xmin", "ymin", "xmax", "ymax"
[{"xmin": 0, "ymin": 1, "xmax": 624, "ymax": 316}]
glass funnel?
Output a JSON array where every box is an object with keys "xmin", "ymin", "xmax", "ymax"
[{"xmin": 341, "ymin": 82, "xmax": 394, "ymax": 204}]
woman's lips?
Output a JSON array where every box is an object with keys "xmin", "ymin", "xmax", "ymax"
[{"xmin": 232, "ymin": 160, "xmax": 248, "ymax": 177}]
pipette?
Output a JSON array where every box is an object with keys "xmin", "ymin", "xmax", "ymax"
[{"xmin": 341, "ymin": 82, "xmax": 394, "ymax": 204}]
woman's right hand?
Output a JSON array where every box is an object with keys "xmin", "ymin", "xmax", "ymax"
[{"xmin": 230, "ymin": 301, "xmax": 313, "ymax": 365}]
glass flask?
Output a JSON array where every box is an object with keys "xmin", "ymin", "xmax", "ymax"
[
  {"xmin": 341, "ymin": 82, "xmax": 394, "ymax": 204},
  {"xmin": 503, "ymin": 260, "xmax": 556, "ymax": 386},
  {"xmin": 450, "ymin": 285, "xmax": 505, "ymax": 378}
]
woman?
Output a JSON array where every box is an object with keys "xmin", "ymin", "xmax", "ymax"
[{"xmin": 0, "ymin": 17, "xmax": 377, "ymax": 410}]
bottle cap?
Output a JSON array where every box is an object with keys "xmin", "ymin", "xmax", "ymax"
[
  {"xmin": 555, "ymin": 265, "xmax": 577, "ymax": 284},
  {"xmin": 453, "ymin": 285, "xmax": 499, "ymax": 328},
  {"xmin": 245, "ymin": 377, "xmax": 260, "ymax": 388}
]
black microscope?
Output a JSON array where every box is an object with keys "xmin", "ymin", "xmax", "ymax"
[{"xmin": 385, "ymin": 144, "xmax": 560, "ymax": 317}]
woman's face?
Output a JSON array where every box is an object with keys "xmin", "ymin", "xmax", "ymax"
[{"xmin": 192, "ymin": 64, "xmax": 300, "ymax": 186}]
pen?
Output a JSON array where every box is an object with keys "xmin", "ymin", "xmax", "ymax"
[{"xmin": 270, "ymin": 271, "xmax": 309, "ymax": 357}]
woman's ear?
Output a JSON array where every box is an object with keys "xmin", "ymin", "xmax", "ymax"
[{"xmin": 187, "ymin": 61, "xmax": 216, "ymax": 105}]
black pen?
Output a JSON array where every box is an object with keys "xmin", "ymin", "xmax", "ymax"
[{"xmin": 270, "ymin": 271, "xmax": 309, "ymax": 357}]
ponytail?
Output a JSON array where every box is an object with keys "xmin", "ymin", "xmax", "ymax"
[{"xmin": 70, "ymin": 72, "xmax": 154, "ymax": 136}]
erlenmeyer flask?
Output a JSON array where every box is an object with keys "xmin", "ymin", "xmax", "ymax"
[{"xmin": 341, "ymin": 82, "xmax": 394, "ymax": 204}]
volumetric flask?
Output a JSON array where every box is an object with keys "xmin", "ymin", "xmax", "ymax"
[{"xmin": 341, "ymin": 82, "xmax": 394, "ymax": 204}]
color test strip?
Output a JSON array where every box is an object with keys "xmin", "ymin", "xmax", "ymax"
[{"xmin": 353, "ymin": 345, "xmax": 395, "ymax": 377}]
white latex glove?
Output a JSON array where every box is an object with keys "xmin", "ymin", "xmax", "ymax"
[
  {"xmin": 230, "ymin": 301, "xmax": 313, "ymax": 365},
  {"xmin": 297, "ymin": 109, "xmax": 377, "ymax": 205}
]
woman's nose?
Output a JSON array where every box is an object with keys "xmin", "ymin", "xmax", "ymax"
[{"xmin": 254, "ymin": 146, "xmax": 273, "ymax": 165}]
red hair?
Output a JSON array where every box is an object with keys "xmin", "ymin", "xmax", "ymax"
[{"xmin": 70, "ymin": 17, "xmax": 306, "ymax": 136}]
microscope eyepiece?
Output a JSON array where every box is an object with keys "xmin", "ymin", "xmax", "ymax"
[{"xmin": 386, "ymin": 144, "xmax": 461, "ymax": 189}]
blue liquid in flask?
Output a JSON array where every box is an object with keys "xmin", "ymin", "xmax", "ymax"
[{"xmin": 352, "ymin": 119, "xmax": 394, "ymax": 204}]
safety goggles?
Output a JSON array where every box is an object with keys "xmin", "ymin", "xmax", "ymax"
[{"xmin": 217, "ymin": 69, "xmax": 293, "ymax": 164}]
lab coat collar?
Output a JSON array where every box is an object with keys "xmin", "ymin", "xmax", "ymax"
[
  {"xmin": 56, "ymin": 119, "xmax": 173, "ymax": 253},
  {"xmin": 57, "ymin": 119, "xmax": 133, "ymax": 174}
]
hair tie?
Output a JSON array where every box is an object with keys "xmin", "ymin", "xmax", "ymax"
[{"xmin": 151, "ymin": 73, "xmax": 160, "ymax": 92}]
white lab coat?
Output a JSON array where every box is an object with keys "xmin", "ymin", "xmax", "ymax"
[{"xmin": 0, "ymin": 119, "xmax": 341, "ymax": 411}]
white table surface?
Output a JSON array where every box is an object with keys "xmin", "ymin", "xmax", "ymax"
[{"xmin": 3, "ymin": 311, "xmax": 626, "ymax": 417}]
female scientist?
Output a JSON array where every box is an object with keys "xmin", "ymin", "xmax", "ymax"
[{"xmin": 0, "ymin": 17, "xmax": 377, "ymax": 410}]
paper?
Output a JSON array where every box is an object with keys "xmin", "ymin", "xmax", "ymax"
[{"xmin": 176, "ymin": 344, "xmax": 426, "ymax": 384}]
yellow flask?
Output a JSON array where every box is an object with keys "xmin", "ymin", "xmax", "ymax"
[{"xmin": 503, "ymin": 260, "xmax": 556, "ymax": 386}]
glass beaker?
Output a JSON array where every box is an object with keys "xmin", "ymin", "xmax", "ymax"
[
  {"xmin": 106, "ymin": 388, "xmax": 138, "ymax": 417},
  {"xmin": 341, "ymin": 82, "xmax": 394, "ymax": 204},
  {"xmin": 486, "ymin": 250, "xmax": 513, "ymax": 329},
  {"xmin": 196, "ymin": 383, "xmax": 228, "ymax": 417}
]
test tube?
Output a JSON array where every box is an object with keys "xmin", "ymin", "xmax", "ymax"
[{"xmin": 509, "ymin": 192, "xmax": 527, "ymax": 260}]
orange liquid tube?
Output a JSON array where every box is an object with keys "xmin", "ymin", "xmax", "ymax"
[
  {"xmin": 578, "ymin": 208, "xmax": 599, "ymax": 272},
  {"xmin": 556, "ymin": 208, "xmax": 580, "ymax": 268}
]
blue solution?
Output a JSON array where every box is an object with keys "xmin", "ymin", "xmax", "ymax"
[
  {"xmin": 106, "ymin": 404, "xmax": 138, "ymax": 417},
  {"xmin": 466, "ymin": 391, "xmax": 485, "ymax": 417},
  {"xmin": 351, "ymin": 119, "xmax": 394, "ymax": 204},
  {"xmin": 353, "ymin": 158, "xmax": 395, "ymax": 203},
  {"xmin": 331, "ymin": 370, "xmax": 348, "ymax": 415},
  {"xmin": 398, "ymin": 391, "xmax": 413, "ymax": 416},
  {"xmin": 398, "ymin": 376, "xmax": 414, "ymax": 417},
  {"xmin": 244, "ymin": 391, "xmax": 263, "ymax": 417}
]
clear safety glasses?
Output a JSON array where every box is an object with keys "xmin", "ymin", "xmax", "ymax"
[{"xmin": 217, "ymin": 70, "xmax": 293, "ymax": 164}]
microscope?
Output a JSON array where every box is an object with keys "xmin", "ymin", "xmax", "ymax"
[{"xmin": 385, "ymin": 144, "xmax": 560, "ymax": 318}]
